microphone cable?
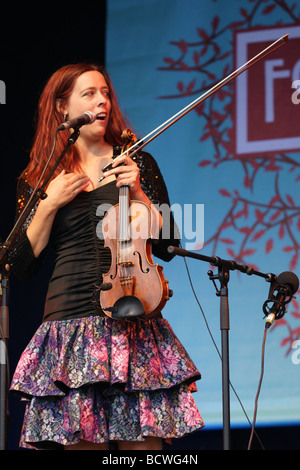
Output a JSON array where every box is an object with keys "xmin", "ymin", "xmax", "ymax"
[
  {"xmin": 247, "ymin": 326, "xmax": 268, "ymax": 450},
  {"xmin": 246, "ymin": 270, "xmax": 300, "ymax": 448}
]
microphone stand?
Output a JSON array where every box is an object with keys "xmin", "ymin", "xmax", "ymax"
[
  {"xmin": 0, "ymin": 128, "xmax": 80, "ymax": 450},
  {"xmin": 167, "ymin": 245, "xmax": 276, "ymax": 450}
]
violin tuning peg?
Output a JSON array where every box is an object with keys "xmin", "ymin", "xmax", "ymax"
[{"xmin": 165, "ymin": 289, "xmax": 173, "ymax": 301}]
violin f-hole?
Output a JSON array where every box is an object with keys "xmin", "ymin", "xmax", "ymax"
[{"xmin": 133, "ymin": 250, "xmax": 150, "ymax": 274}]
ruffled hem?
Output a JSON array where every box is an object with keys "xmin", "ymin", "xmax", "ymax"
[
  {"xmin": 10, "ymin": 315, "xmax": 204, "ymax": 448},
  {"xmin": 19, "ymin": 383, "xmax": 204, "ymax": 449},
  {"xmin": 10, "ymin": 316, "xmax": 200, "ymax": 397}
]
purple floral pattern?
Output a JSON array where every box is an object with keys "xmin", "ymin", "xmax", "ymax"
[{"xmin": 10, "ymin": 316, "xmax": 204, "ymax": 449}]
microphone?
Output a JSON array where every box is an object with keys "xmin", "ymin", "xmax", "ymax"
[
  {"xmin": 263, "ymin": 271, "xmax": 299, "ymax": 329},
  {"xmin": 57, "ymin": 111, "xmax": 96, "ymax": 131}
]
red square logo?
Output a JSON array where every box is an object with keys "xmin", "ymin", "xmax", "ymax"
[{"xmin": 235, "ymin": 25, "xmax": 300, "ymax": 155}]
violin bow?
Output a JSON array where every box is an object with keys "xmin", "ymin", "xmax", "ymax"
[{"xmin": 99, "ymin": 34, "xmax": 288, "ymax": 181}]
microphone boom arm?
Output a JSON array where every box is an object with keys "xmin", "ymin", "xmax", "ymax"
[
  {"xmin": 0, "ymin": 129, "xmax": 80, "ymax": 270},
  {"xmin": 166, "ymin": 245, "xmax": 286, "ymax": 450}
]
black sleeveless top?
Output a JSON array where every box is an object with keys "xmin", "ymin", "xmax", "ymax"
[
  {"xmin": 9, "ymin": 150, "xmax": 180, "ymax": 322},
  {"xmin": 44, "ymin": 181, "xmax": 118, "ymax": 321}
]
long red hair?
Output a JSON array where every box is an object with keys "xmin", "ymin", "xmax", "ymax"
[{"xmin": 21, "ymin": 63, "xmax": 131, "ymax": 187}]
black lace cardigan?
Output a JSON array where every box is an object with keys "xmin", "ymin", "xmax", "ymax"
[{"xmin": 8, "ymin": 149, "xmax": 180, "ymax": 282}]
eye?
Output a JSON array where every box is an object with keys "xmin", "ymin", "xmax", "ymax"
[
  {"xmin": 83, "ymin": 90, "xmax": 94, "ymax": 97},
  {"xmin": 102, "ymin": 89, "xmax": 111, "ymax": 99}
]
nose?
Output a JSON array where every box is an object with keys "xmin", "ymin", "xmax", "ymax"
[{"xmin": 97, "ymin": 91, "xmax": 108, "ymax": 107}]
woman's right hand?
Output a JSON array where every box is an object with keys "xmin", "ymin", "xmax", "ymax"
[
  {"xmin": 43, "ymin": 170, "xmax": 90, "ymax": 212},
  {"xmin": 26, "ymin": 171, "xmax": 90, "ymax": 257}
]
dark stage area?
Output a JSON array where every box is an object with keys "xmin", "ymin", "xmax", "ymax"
[{"xmin": 168, "ymin": 424, "xmax": 300, "ymax": 451}]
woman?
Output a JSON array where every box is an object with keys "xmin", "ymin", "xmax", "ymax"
[{"xmin": 9, "ymin": 63, "xmax": 204, "ymax": 450}]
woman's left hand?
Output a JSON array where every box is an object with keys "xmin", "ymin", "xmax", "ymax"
[
  {"xmin": 103, "ymin": 153, "xmax": 162, "ymax": 229},
  {"xmin": 103, "ymin": 155, "xmax": 142, "ymax": 198}
]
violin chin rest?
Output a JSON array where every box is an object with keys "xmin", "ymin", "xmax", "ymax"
[{"xmin": 111, "ymin": 295, "xmax": 145, "ymax": 319}]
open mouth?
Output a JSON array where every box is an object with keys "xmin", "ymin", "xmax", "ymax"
[{"xmin": 96, "ymin": 113, "xmax": 107, "ymax": 121}]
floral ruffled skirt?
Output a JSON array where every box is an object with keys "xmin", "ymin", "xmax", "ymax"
[{"xmin": 10, "ymin": 315, "xmax": 204, "ymax": 449}]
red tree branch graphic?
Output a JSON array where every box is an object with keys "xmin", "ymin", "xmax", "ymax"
[{"xmin": 158, "ymin": 0, "xmax": 300, "ymax": 355}]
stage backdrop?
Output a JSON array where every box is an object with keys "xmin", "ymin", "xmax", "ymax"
[{"xmin": 106, "ymin": 0, "xmax": 300, "ymax": 429}]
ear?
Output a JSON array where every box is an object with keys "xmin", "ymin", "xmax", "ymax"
[{"xmin": 56, "ymin": 98, "xmax": 68, "ymax": 116}]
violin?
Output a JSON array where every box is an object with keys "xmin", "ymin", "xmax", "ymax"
[{"xmin": 99, "ymin": 129, "xmax": 171, "ymax": 319}]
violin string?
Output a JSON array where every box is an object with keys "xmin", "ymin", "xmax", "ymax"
[
  {"xmin": 119, "ymin": 185, "xmax": 130, "ymax": 283},
  {"xmin": 120, "ymin": 186, "xmax": 124, "ymax": 282},
  {"xmin": 124, "ymin": 186, "xmax": 128, "ymax": 282},
  {"xmin": 119, "ymin": 191, "xmax": 121, "ymax": 282}
]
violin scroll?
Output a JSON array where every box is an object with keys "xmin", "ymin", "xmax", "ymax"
[
  {"xmin": 98, "ymin": 129, "xmax": 137, "ymax": 182},
  {"xmin": 121, "ymin": 128, "xmax": 137, "ymax": 147}
]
